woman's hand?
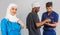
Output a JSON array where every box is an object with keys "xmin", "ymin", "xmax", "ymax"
[{"xmin": 18, "ymin": 20, "xmax": 24, "ymax": 28}]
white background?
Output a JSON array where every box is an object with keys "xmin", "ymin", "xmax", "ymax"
[{"xmin": 0, "ymin": 0, "xmax": 60, "ymax": 35}]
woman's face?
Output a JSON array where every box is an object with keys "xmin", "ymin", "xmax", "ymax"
[{"xmin": 10, "ymin": 6, "xmax": 17, "ymax": 15}]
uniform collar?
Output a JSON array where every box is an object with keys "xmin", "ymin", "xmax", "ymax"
[{"xmin": 46, "ymin": 11, "xmax": 54, "ymax": 15}]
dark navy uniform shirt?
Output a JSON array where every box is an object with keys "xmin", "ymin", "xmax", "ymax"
[{"xmin": 41, "ymin": 11, "xmax": 59, "ymax": 31}]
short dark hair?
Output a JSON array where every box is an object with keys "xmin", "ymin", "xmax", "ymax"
[{"xmin": 46, "ymin": 2, "xmax": 53, "ymax": 7}]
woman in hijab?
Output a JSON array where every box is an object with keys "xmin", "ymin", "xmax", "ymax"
[{"xmin": 1, "ymin": 4, "xmax": 24, "ymax": 35}]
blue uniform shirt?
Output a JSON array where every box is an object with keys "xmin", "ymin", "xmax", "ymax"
[
  {"xmin": 1, "ymin": 18, "xmax": 21, "ymax": 35},
  {"xmin": 41, "ymin": 11, "xmax": 59, "ymax": 31}
]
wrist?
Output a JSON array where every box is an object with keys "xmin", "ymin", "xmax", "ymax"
[
  {"xmin": 44, "ymin": 20, "xmax": 47, "ymax": 23},
  {"xmin": 42, "ymin": 20, "xmax": 46, "ymax": 24},
  {"xmin": 47, "ymin": 23, "xmax": 51, "ymax": 26}
]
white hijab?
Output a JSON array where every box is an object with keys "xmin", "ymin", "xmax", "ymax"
[{"xmin": 5, "ymin": 4, "xmax": 19, "ymax": 22}]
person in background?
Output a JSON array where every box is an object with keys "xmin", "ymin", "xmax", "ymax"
[
  {"xmin": 26, "ymin": 2, "xmax": 51, "ymax": 35},
  {"xmin": 1, "ymin": 4, "xmax": 24, "ymax": 35},
  {"xmin": 41, "ymin": 2, "xmax": 59, "ymax": 35}
]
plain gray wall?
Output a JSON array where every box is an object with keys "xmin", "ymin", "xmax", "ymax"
[{"xmin": 0, "ymin": 0, "xmax": 60, "ymax": 35}]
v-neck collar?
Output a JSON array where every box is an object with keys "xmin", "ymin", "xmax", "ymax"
[{"xmin": 46, "ymin": 11, "xmax": 53, "ymax": 16}]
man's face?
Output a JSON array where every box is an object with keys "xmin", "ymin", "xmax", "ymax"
[
  {"xmin": 46, "ymin": 6, "xmax": 52, "ymax": 13},
  {"xmin": 34, "ymin": 7, "xmax": 40, "ymax": 13}
]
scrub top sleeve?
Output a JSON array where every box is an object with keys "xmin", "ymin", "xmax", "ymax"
[
  {"xmin": 1, "ymin": 18, "xmax": 8, "ymax": 35},
  {"xmin": 26, "ymin": 16, "xmax": 29, "ymax": 28},
  {"xmin": 26, "ymin": 14, "xmax": 32, "ymax": 28},
  {"xmin": 54, "ymin": 14, "xmax": 59, "ymax": 22}
]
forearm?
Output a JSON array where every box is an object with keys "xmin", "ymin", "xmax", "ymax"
[
  {"xmin": 46, "ymin": 22, "xmax": 57, "ymax": 27},
  {"xmin": 36, "ymin": 21, "xmax": 46, "ymax": 27}
]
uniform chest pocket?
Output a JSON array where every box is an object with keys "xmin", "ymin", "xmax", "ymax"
[
  {"xmin": 50, "ymin": 16, "xmax": 54, "ymax": 19},
  {"xmin": 49, "ymin": 16, "xmax": 55, "ymax": 23}
]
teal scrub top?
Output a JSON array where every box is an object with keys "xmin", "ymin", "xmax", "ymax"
[{"xmin": 1, "ymin": 18, "xmax": 21, "ymax": 35}]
